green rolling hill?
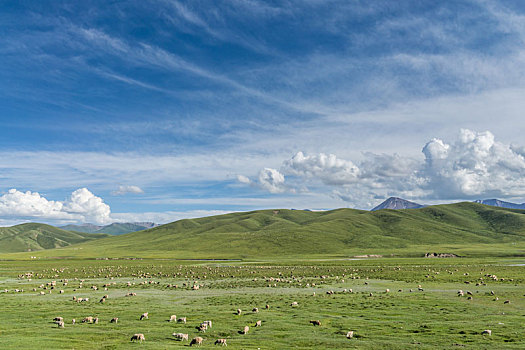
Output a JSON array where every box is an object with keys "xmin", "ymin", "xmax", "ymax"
[
  {"xmin": 9, "ymin": 202, "xmax": 525, "ymax": 259},
  {"xmin": 0, "ymin": 223, "xmax": 109, "ymax": 253}
]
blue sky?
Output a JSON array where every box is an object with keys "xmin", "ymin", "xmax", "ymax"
[{"xmin": 1, "ymin": 0, "xmax": 525, "ymax": 225}]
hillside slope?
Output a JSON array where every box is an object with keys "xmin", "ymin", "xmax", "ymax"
[
  {"xmin": 0, "ymin": 223, "xmax": 108, "ymax": 253},
  {"xmin": 18, "ymin": 202, "xmax": 525, "ymax": 258}
]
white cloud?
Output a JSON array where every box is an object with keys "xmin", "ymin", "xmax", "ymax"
[
  {"xmin": 258, "ymin": 168, "xmax": 286, "ymax": 193},
  {"xmin": 243, "ymin": 129, "xmax": 525, "ymax": 204},
  {"xmin": 111, "ymin": 185, "xmax": 144, "ymax": 196},
  {"xmin": 0, "ymin": 189, "xmax": 66, "ymax": 219},
  {"xmin": 283, "ymin": 151, "xmax": 360, "ymax": 186},
  {"xmin": 63, "ymin": 188, "xmax": 112, "ymax": 224},
  {"xmin": 236, "ymin": 174, "xmax": 251, "ymax": 184},
  {"xmin": 420, "ymin": 129, "xmax": 525, "ymax": 198},
  {"xmin": 0, "ymin": 188, "xmax": 111, "ymax": 225}
]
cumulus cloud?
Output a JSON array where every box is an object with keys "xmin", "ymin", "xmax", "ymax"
[
  {"xmin": 236, "ymin": 174, "xmax": 251, "ymax": 184},
  {"xmin": 283, "ymin": 151, "xmax": 360, "ymax": 185},
  {"xmin": 63, "ymin": 188, "xmax": 112, "ymax": 224},
  {"xmin": 0, "ymin": 189, "xmax": 66, "ymax": 219},
  {"xmin": 241, "ymin": 129, "xmax": 525, "ymax": 204},
  {"xmin": 111, "ymin": 185, "xmax": 144, "ymax": 196},
  {"xmin": 420, "ymin": 129, "xmax": 525, "ymax": 198},
  {"xmin": 0, "ymin": 188, "xmax": 111, "ymax": 224},
  {"xmin": 258, "ymin": 168, "xmax": 287, "ymax": 193}
]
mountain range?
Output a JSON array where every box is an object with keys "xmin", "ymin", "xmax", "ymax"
[
  {"xmin": 3, "ymin": 202, "xmax": 523, "ymax": 258},
  {"xmin": 2, "ymin": 198, "xmax": 525, "ymax": 257},
  {"xmin": 60, "ymin": 222, "xmax": 158, "ymax": 235},
  {"xmin": 473, "ymin": 199, "xmax": 525, "ymax": 210},
  {"xmin": 372, "ymin": 197, "xmax": 525, "ymax": 211}
]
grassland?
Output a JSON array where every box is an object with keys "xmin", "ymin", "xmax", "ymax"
[
  {"xmin": 0, "ymin": 257, "xmax": 523, "ymax": 349},
  {"xmin": 0, "ymin": 204, "xmax": 524, "ymax": 348}
]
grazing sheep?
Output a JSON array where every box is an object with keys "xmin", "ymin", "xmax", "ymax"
[
  {"xmin": 214, "ymin": 338, "xmax": 227, "ymax": 346},
  {"xmin": 173, "ymin": 333, "xmax": 189, "ymax": 341},
  {"xmin": 198, "ymin": 324, "xmax": 208, "ymax": 332},
  {"xmin": 252, "ymin": 307, "xmax": 259, "ymax": 313},
  {"xmin": 255, "ymin": 320, "xmax": 262, "ymax": 327},
  {"xmin": 346, "ymin": 331, "xmax": 354, "ymax": 339},
  {"xmin": 93, "ymin": 317, "xmax": 99, "ymax": 324},
  {"xmin": 99, "ymin": 298, "xmax": 105, "ymax": 303},
  {"xmin": 290, "ymin": 302, "xmax": 298, "ymax": 307},
  {"xmin": 481, "ymin": 329, "xmax": 492, "ymax": 336},
  {"xmin": 131, "ymin": 333, "xmax": 145, "ymax": 342},
  {"xmin": 72, "ymin": 319, "xmax": 76, "ymax": 325},
  {"xmin": 243, "ymin": 325, "xmax": 249, "ymax": 334},
  {"xmin": 190, "ymin": 336, "xmax": 204, "ymax": 346},
  {"xmin": 57, "ymin": 321, "xmax": 64, "ymax": 328},
  {"xmin": 177, "ymin": 317, "xmax": 187, "ymax": 324},
  {"xmin": 169, "ymin": 315, "xmax": 177, "ymax": 322},
  {"xmin": 385, "ymin": 289, "xmax": 390, "ymax": 293},
  {"xmin": 310, "ymin": 320, "xmax": 322, "ymax": 326},
  {"xmin": 110, "ymin": 317, "xmax": 118, "ymax": 324},
  {"xmin": 203, "ymin": 320, "xmax": 212, "ymax": 328},
  {"xmin": 504, "ymin": 300, "xmax": 511, "ymax": 304},
  {"xmin": 237, "ymin": 309, "xmax": 242, "ymax": 315},
  {"xmin": 140, "ymin": 312, "xmax": 149, "ymax": 320},
  {"xmin": 265, "ymin": 304, "xmax": 270, "ymax": 310},
  {"xmin": 82, "ymin": 316, "xmax": 93, "ymax": 323}
]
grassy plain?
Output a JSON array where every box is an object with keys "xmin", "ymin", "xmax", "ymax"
[{"xmin": 0, "ymin": 257, "xmax": 523, "ymax": 349}]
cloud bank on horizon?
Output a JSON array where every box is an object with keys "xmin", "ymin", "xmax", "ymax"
[
  {"xmin": 240, "ymin": 129, "xmax": 525, "ymax": 208},
  {"xmin": 1, "ymin": 1, "xmax": 525, "ymax": 225}
]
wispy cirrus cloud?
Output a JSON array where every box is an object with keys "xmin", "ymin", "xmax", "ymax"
[
  {"xmin": 2, "ymin": 1, "xmax": 525, "ymax": 224},
  {"xmin": 111, "ymin": 185, "xmax": 144, "ymax": 196}
]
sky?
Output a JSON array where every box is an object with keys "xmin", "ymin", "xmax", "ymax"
[{"xmin": 1, "ymin": 0, "xmax": 525, "ymax": 226}]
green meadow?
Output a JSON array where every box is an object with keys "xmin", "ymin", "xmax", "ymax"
[
  {"xmin": 0, "ymin": 203, "xmax": 524, "ymax": 348},
  {"xmin": 0, "ymin": 257, "xmax": 523, "ymax": 349}
]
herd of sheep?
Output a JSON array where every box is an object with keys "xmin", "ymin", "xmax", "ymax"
[{"xmin": 7, "ymin": 263, "xmax": 513, "ymax": 347}]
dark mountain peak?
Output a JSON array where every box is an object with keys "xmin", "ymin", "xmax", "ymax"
[{"xmin": 371, "ymin": 197, "xmax": 424, "ymax": 211}]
